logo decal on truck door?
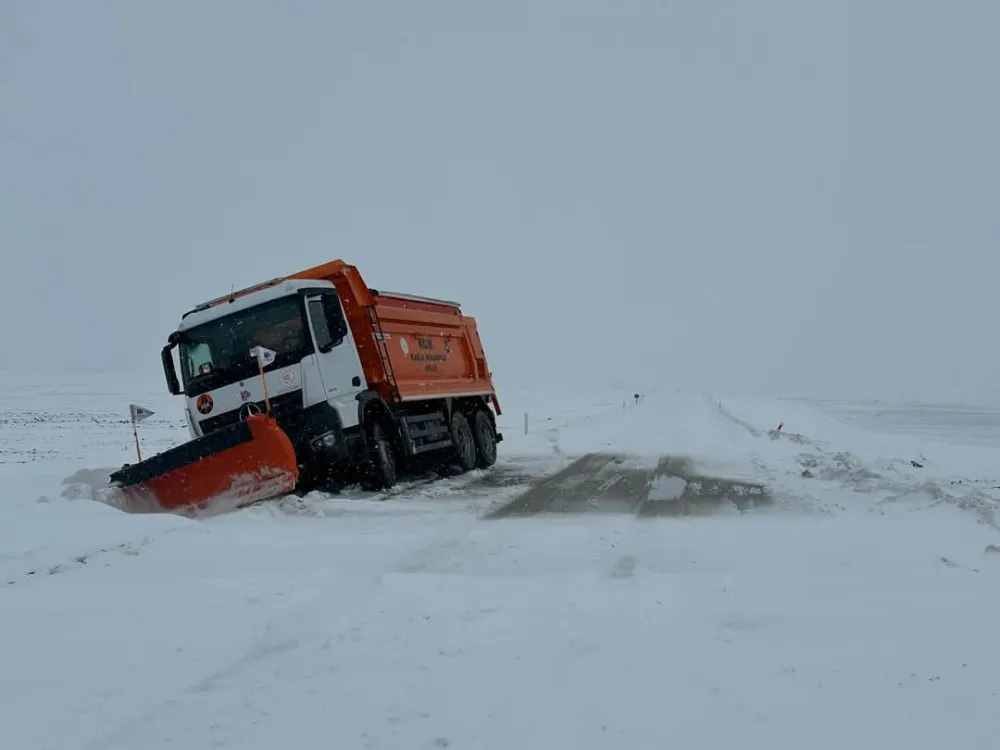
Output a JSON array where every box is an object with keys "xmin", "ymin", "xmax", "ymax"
[
  {"xmin": 400, "ymin": 338, "xmax": 409, "ymax": 356},
  {"xmin": 279, "ymin": 369, "xmax": 299, "ymax": 390},
  {"xmin": 196, "ymin": 393, "xmax": 214, "ymax": 415}
]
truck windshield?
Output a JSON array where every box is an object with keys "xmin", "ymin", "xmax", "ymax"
[{"xmin": 178, "ymin": 295, "xmax": 308, "ymax": 395}]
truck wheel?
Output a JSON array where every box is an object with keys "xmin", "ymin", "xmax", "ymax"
[
  {"xmin": 361, "ymin": 421, "xmax": 397, "ymax": 491},
  {"xmin": 472, "ymin": 410, "xmax": 498, "ymax": 468},
  {"xmin": 449, "ymin": 412, "xmax": 478, "ymax": 472}
]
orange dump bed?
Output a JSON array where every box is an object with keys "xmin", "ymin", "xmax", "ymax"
[{"xmin": 288, "ymin": 260, "xmax": 501, "ymax": 413}]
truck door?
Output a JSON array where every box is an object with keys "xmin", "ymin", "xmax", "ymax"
[{"xmin": 304, "ymin": 293, "xmax": 366, "ymax": 423}]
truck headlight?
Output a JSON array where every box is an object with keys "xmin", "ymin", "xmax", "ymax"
[{"xmin": 311, "ymin": 431, "xmax": 338, "ymax": 451}]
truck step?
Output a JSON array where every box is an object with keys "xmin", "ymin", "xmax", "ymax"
[{"xmin": 411, "ymin": 438, "xmax": 454, "ymax": 454}]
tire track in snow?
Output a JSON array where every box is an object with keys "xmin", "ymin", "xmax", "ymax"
[
  {"xmin": 3, "ymin": 526, "xmax": 193, "ymax": 586},
  {"xmin": 79, "ymin": 521, "xmax": 479, "ymax": 750}
]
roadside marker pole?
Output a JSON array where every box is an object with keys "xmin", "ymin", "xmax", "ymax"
[
  {"xmin": 127, "ymin": 404, "xmax": 154, "ymax": 463},
  {"xmin": 132, "ymin": 418, "xmax": 142, "ymax": 462}
]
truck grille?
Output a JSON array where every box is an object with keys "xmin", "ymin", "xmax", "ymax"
[{"xmin": 199, "ymin": 390, "xmax": 304, "ymax": 436}]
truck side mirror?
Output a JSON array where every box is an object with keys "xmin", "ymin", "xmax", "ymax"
[
  {"xmin": 161, "ymin": 342, "xmax": 181, "ymax": 395},
  {"xmin": 308, "ymin": 294, "xmax": 348, "ymax": 353},
  {"xmin": 323, "ymin": 296, "xmax": 348, "ymax": 343}
]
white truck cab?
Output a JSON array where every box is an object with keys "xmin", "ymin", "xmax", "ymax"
[{"xmin": 162, "ymin": 279, "xmax": 370, "ymax": 485}]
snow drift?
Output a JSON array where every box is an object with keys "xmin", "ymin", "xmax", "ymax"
[{"xmin": 4, "ymin": 377, "xmax": 1000, "ymax": 749}]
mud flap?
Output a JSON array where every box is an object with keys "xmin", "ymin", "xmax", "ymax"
[{"xmin": 106, "ymin": 414, "xmax": 299, "ymax": 515}]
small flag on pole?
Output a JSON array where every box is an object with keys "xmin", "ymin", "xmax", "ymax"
[
  {"xmin": 130, "ymin": 404, "xmax": 155, "ymax": 423},
  {"xmin": 250, "ymin": 346, "xmax": 277, "ymax": 368},
  {"xmin": 249, "ymin": 346, "xmax": 277, "ymax": 415}
]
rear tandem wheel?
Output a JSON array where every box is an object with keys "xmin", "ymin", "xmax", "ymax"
[
  {"xmin": 472, "ymin": 409, "xmax": 498, "ymax": 468},
  {"xmin": 449, "ymin": 412, "xmax": 478, "ymax": 472}
]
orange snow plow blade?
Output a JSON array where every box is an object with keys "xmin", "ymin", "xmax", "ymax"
[{"xmin": 106, "ymin": 414, "xmax": 298, "ymax": 516}]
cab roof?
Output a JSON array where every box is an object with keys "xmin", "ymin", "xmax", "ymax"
[{"xmin": 177, "ymin": 278, "xmax": 334, "ymax": 331}]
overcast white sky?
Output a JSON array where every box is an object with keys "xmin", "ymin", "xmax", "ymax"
[{"xmin": 3, "ymin": 1, "xmax": 998, "ymax": 403}]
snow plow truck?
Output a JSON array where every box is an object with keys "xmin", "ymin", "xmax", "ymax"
[{"xmin": 108, "ymin": 259, "xmax": 503, "ymax": 514}]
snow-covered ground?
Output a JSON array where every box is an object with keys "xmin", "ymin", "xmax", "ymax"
[{"xmin": 4, "ymin": 374, "xmax": 1000, "ymax": 749}]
